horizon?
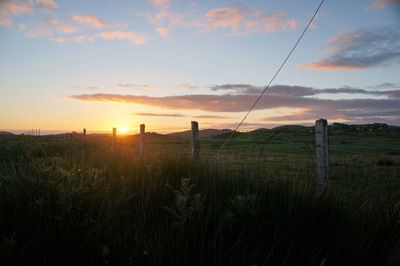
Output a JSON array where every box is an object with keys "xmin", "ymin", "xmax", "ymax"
[
  {"xmin": 2, "ymin": 120, "xmax": 398, "ymax": 136},
  {"xmin": 1, "ymin": 0, "xmax": 400, "ymax": 132}
]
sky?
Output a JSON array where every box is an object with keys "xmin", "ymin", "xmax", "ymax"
[{"xmin": 0, "ymin": 0, "xmax": 399, "ymax": 134}]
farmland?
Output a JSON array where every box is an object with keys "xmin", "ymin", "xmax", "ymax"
[{"xmin": 1, "ymin": 124, "xmax": 400, "ymax": 265}]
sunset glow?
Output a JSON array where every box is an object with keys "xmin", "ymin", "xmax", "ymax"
[{"xmin": 118, "ymin": 127, "xmax": 129, "ymax": 134}]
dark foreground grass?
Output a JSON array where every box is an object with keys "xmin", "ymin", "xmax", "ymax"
[{"xmin": 0, "ymin": 138, "xmax": 400, "ymax": 265}]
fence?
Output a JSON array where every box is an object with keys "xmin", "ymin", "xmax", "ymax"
[{"xmin": 14, "ymin": 119, "xmax": 399, "ymax": 187}]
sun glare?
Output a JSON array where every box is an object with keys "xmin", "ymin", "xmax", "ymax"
[{"xmin": 118, "ymin": 127, "xmax": 128, "ymax": 134}]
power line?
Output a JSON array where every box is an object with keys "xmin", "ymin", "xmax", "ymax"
[{"xmin": 216, "ymin": 0, "xmax": 326, "ymax": 154}]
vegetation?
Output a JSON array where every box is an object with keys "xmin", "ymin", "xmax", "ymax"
[{"xmin": 0, "ymin": 126, "xmax": 400, "ymax": 265}]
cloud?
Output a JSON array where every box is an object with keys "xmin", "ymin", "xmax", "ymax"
[
  {"xmin": 34, "ymin": 0, "xmax": 58, "ymax": 11},
  {"xmin": 205, "ymin": 7, "xmax": 242, "ymax": 31},
  {"xmin": 117, "ymin": 83, "xmax": 152, "ymax": 89},
  {"xmin": 98, "ymin": 31, "xmax": 147, "ymax": 45},
  {"xmin": 118, "ymin": 83, "xmax": 136, "ymax": 88},
  {"xmin": 0, "ymin": 1, "xmax": 33, "ymax": 16},
  {"xmin": 179, "ymin": 83, "xmax": 196, "ymax": 90},
  {"xmin": 148, "ymin": 0, "xmax": 170, "ymax": 8},
  {"xmin": 367, "ymin": 0, "xmax": 400, "ymax": 10},
  {"xmin": 193, "ymin": 115, "xmax": 231, "ymax": 119},
  {"xmin": 0, "ymin": 0, "xmax": 57, "ymax": 25},
  {"xmin": 0, "ymin": 16, "xmax": 12, "ymax": 26},
  {"xmin": 209, "ymin": 84, "xmax": 400, "ymax": 98},
  {"xmin": 132, "ymin": 112, "xmax": 230, "ymax": 119},
  {"xmin": 133, "ymin": 112, "xmax": 184, "ymax": 117},
  {"xmin": 302, "ymin": 25, "xmax": 400, "ymax": 70},
  {"xmin": 201, "ymin": 7, "xmax": 299, "ymax": 35},
  {"xmin": 56, "ymin": 24, "xmax": 77, "ymax": 33},
  {"xmin": 210, "ymin": 84, "xmax": 262, "ymax": 94},
  {"xmin": 71, "ymin": 14, "xmax": 108, "ymax": 29},
  {"xmin": 369, "ymin": 82, "xmax": 400, "ymax": 90},
  {"xmin": 146, "ymin": 3, "xmax": 300, "ymax": 37},
  {"xmin": 155, "ymin": 26, "xmax": 170, "ymax": 37},
  {"xmin": 26, "ymin": 17, "xmax": 78, "ymax": 37},
  {"xmin": 70, "ymin": 84, "xmax": 400, "ymax": 125}
]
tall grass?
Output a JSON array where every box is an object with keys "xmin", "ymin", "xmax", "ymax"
[{"xmin": 0, "ymin": 137, "xmax": 399, "ymax": 265}]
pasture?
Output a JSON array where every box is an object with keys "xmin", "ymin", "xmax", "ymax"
[{"xmin": 0, "ymin": 125, "xmax": 400, "ymax": 265}]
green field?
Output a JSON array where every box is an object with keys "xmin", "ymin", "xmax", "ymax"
[{"xmin": 1, "ymin": 126, "xmax": 400, "ymax": 265}]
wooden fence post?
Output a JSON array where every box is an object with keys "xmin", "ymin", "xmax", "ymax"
[
  {"xmin": 112, "ymin": 127, "xmax": 117, "ymax": 153},
  {"xmin": 83, "ymin": 128, "xmax": 86, "ymax": 142},
  {"xmin": 315, "ymin": 119, "xmax": 329, "ymax": 186},
  {"xmin": 191, "ymin": 121, "xmax": 200, "ymax": 160},
  {"xmin": 140, "ymin": 124, "xmax": 145, "ymax": 157}
]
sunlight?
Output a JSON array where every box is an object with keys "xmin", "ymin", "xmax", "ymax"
[{"xmin": 118, "ymin": 127, "xmax": 128, "ymax": 134}]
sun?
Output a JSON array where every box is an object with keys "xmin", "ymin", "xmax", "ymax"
[{"xmin": 118, "ymin": 127, "xmax": 128, "ymax": 134}]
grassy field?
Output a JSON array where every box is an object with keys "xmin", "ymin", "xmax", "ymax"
[{"xmin": 1, "ymin": 127, "xmax": 400, "ymax": 265}]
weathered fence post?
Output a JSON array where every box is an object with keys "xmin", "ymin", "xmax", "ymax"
[
  {"xmin": 112, "ymin": 127, "xmax": 117, "ymax": 153},
  {"xmin": 83, "ymin": 128, "xmax": 86, "ymax": 142},
  {"xmin": 140, "ymin": 124, "xmax": 145, "ymax": 157},
  {"xmin": 191, "ymin": 121, "xmax": 200, "ymax": 160},
  {"xmin": 315, "ymin": 119, "xmax": 329, "ymax": 186}
]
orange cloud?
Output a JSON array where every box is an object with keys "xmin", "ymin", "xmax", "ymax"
[
  {"xmin": 301, "ymin": 62, "xmax": 367, "ymax": 70},
  {"xmin": 69, "ymin": 84, "xmax": 400, "ymax": 126},
  {"xmin": 71, "ymin": 14, "xmax": 108, "ymax": 29},
  {"xmin": 98, "ymin": 31, "xmax": 147, "ymax": 45}
]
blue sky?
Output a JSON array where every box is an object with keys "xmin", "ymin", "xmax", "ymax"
[{"xmin": 0, "ymin": 0, "xmax": 399, "ymax": 133}]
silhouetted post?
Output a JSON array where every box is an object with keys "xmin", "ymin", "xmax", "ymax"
[
  {"xmin": 112, "ymin": 127, "xmax": 117, "ymax": 153},
  {"xmin": 315, "ymin": 119, "xmax": 329, "ymax": 186},
  {"xmin": 83, "ymin": 128, "xmax": 86, "ymax": 142},
  {"xmin": 140, "ymin": 124, "xmax": 145, "ymax": 157},
  {"xmin": 191, "ymin": 121, "xmax": 200, "ymax": 160}
]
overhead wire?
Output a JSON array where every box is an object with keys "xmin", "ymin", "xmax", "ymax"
[{"xmin": 216, "ymin": 0, "xmax": 326, "ymax": 155}]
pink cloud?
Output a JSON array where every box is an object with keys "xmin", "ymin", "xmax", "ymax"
[
  {"xmin": 205, "ymin": 7, "xmax": 243, "ymax": 30},
  {"xmin": 0, "ymin": 1, "xmax": 33, "ymax": 16},
  {"xmin": 0, "ymin": 17, "xmax": 12, "ymax": 26},
  {"xmin": 0, "ymin": 0, "xmax": 57, "ymax": 17},
  {"xmin": 73, "ymin": 35, "xmax": 96, "ymax": 43},
  {"xmin": 56, "ymin": 24, "xmax": 77, "ymax": 33},
  {"xmin": 148, "ymin": 0, "xmax": 170, "ymax": 8},
  {"xmin": 146, "ymin": 4, "xmax": 300, "ymax": 37},
  {"xmin": 26, "ymin": 18, "xmax": 77, "ymax": 38},
  {"xmin": 98, "ymin": 31, "xmax": 147, "ymax": 45},
  {"xmin": 71, "ymin": 14, "xmax": 108, "ymax": 29},
  {"xmin": 367, "ymin": 0, "xmax": 400, "ymax": 10},
  {"xmin": 155, "ymin": 26, "xmax": 170, "ymax": 37},
  {"xmin": 0, "ymin": 0, "xmax": 58, "ymax": 30},
  {"xmin": 34, "ymin": 0, "xmax": 58, "ymax": 11}
]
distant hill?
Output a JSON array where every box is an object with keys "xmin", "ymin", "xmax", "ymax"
[
  {"xmin": 167, "ymin": 129, "xmax": 232, "ymax": 138},
  {"xmin": 329, "ymin": 123, "xmax": 399, "ymax": 133},
  {"xmin": 270, "ymin": 125, "xmax": 310, "ymax": 132},
  {"xmin": 0, "ymin": 131, "xmax": 14, "ymax": 136}
]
